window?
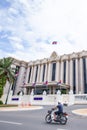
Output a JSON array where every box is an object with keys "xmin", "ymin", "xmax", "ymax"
[
  {"xmin": 51, "ymin": 62, "xmax": 56, "ymax": 81},
  {"xmin": 73, "ymin": 59, "xmax": 76, "ymax": 94},
  {"xmin": 82, "ymin": 57, "xmax": 87, "ymax": 93},
  {"xmin": 63, "ymin": 61, "xmax": 66, "ymax": 83},
  {"xmin": 35, "ymin": 65, "xmax": 38, "ymax": 82},
  {"xmin": 28, "ymin": 67, "xmax": 32, "ymax": 83}
]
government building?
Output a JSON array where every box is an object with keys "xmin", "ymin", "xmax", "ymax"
[{"xmin": 4, "ymin": 50, "xmax": 87, "ymax": 95}]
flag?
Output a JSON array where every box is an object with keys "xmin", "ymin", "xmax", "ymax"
[
  {"xmin": 23, "ymin": 81, "xmax": 26, "ymax": 85},
  {"xmin": 32, "ymin": 82, "xmax": 36, "ymax": 87},
  {"xmin": 21, "ymin": 81, "xmax": 26, "ymax": 88},
  {"xmin": 57, "ymin": 80, "xmax": 61, "ymax": 85},
  {"xmin": 43, "ymin": 81, "xmax": 48, "ymax": 85},
  {"xmin": 15, "ymin": 72, "xmax": 19, "ymax": 77},
  {"xmin": 52, "ymin": 41, "xmax": 57, "ymax": 44}
]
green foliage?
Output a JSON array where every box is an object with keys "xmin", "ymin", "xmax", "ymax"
[
  {"xmin": 0, "ymin": 76, "xmax": 6, "ymax": 87},
  {"xmin": 61, "ymin": 89, "xmax": 67, "ymax": 94},
  {"xmin": 0, "ymin": 87, "xmax": 3, "ymax": 98},
  {"xmin": 0, "ymin": 104, "xmax": 18, "ymax": 107},
  {"xmin": 0, "ymin": 76, "xmax": 6, "ymax": 98},
  {"xmin": 0, "ymin": 57, "xmax": 15, "ymax": 83},
  {"xmin": 0, "ymin": 57, "xmax": 15, "ymax": 98},
  {"xmin": 0, "ymin": 100, "xmax": 3, "ymax": 105}
]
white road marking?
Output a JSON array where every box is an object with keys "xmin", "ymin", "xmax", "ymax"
[
  {"xmin": 57, "ymin": 129, "xmax": 67, "ymax": 130},
  {"xmin": 0, "ymin": 120, "xmax": 22, "ymax": 125}
]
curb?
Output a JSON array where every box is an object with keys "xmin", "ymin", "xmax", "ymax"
[
  {"xmin": 0, "ymin": 106, "xmax": 43, "ymax": 112},
  {"xmin": 72, "ymin": 109, "xmax": 87, "ymax": 116}
]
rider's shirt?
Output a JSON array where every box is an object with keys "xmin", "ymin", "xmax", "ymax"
[{"xmin": 57, "ymin": 104, "xmax": 63, "ymax": 112}]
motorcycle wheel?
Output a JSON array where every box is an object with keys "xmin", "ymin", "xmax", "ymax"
[
  {"xmin": 60, "ymin": 115, "xmax": 67, "ymax": 125},
  {"xmin": 45, "ymin": 114, "xmax": 52, "ymax": 123}
]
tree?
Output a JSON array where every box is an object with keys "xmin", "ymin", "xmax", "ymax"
[
  {"xmin": 0, "ymin": 76, "xmax": 6, "ymax": 98},
  {"xmin": 0, "ymin": 57, "xmax": 15, "ymax": 104}
]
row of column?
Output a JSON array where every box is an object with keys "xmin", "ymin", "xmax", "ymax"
[
  {"xmin": 24, "ymin": 61, "xmax": 61, "ymax": 84},
  {"xmin": 25, "ymin": 61, "xmax": 70, "ymax": 85},
  {"xmin": 25, "ymin": 63, "xmax": 48, "ymax": 83},
  {"xmin": 17, "ymin": 57, "xmax": 87, "ymax": 94},
  {"xmin": 69, "ymin": 58, "xmax": 87, "ymax": 94}
]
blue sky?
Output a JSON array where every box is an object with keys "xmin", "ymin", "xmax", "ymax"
[{"xmin": 0, "ymin": 0, "xmax": 87, "ymax": 61}]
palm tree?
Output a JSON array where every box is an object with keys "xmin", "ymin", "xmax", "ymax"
[
  {"xmin": 0, "ymin": 57, "xmax": 15, "ymax": 104},
  {"xmin": 0, "ymin": 76, "xmax": 6, "ymax": 98}
]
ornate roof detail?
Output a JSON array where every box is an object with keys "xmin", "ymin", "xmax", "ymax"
[
  {"xmin": 28, "ymin": 61, "xmax": 34, "ymax": 66},
  {"xmin": 41, "ymin": 58, "xmax": 48, "ymax": 64},
  {"xmin": 34, "ymin": 60, "xmax": 40, "ymax": 65},
  {"xmin": 50, "ymin": 51, "xmax": 58, "ymax": 59},
  {"xmin": 79, "ymin": 50, "xmax": 87, "ymax": 57},
  {"xmin": 60, "ymin": 54, "xmax": 69, "ymax": 61},
  {"xmin": 70, "ymin": 52, "xmax": 79, "ymax": 59}
]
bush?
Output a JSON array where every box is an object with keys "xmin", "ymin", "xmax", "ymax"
[
  {"xmin": 0, "ymin": 100, "xmax": 3, "ymax": 105},
  {"xmin": 61, "ymin": 89, "xmax": 67, "ymax": 94},
  {"xmin": 0, "ymin": 87, "xmax": 3, "ymax": 98}
]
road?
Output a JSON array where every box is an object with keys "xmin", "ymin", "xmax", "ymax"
[{"xmin": 0, "ymin": 104, "xmax": 87, "ymax": 130}]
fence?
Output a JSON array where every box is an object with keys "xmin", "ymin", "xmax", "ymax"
[
  {"xmin": 2, "ymin": 92, "xmax": 87, "ymax": 105},
  {"xmin": 75, "ymin": 94, "xmax": 87, "ymax": 104}
]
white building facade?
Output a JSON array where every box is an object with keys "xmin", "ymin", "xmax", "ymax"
[{"xmin": 4, "ymin": 50, "xmax": 87, "ymax": 95}]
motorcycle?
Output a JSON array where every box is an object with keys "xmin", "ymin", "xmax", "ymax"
[{"xmin": 45, "ymin": 109, "xmax": 68, "ymax": 125}]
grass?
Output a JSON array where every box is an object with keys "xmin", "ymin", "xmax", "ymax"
[{"xmin": 0, "ymin": 104, "xmax": 18, "ymax": 107}]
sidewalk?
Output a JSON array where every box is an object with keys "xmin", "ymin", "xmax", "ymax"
[
  {"xmin": 0, "ymin": 105, "xmax": 43, "ymax": 111},
  {"xmin": 72, "ymin": 108, "xmax": 87, "ymax": 116}
]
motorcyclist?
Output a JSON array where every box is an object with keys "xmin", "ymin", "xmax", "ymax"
[{"xmin": 52, "ymin": 102, "xmax": 63, "ymax": 120}]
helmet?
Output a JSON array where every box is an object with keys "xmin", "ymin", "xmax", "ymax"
[{"xmin": 58, "ymin": 101, "xmax": 61, "ymax": 104}]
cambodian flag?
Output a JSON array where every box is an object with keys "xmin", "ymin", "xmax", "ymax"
[
  {"xmin": 43, "ymin": 81, "xmax": 48, "ymax": 85},
  {"xmin": 52, "ymin": 41, "xmax": 57, "ymax": 44},
  {"xmin": 21, "ymin": 81, "xmax": 26, "ymax": 88},
  {"xmin": 32, "ymin": 82, "xmax": 36, "ymax": 87},
  {"xmin": 57, "ymin": 80, "xmax": 61, "ymax": 85}
]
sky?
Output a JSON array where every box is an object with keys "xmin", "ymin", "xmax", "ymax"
[{"xmin": 0, "ymin": 0, "xmax": 87, "ymax": 61}]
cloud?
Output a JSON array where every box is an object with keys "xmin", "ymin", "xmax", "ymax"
[{"xmin": 0, "ymin": 0, "xmax": 87, "ymax": 61}]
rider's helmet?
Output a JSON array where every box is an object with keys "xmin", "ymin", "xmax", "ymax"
[{"xmin": 58, "ymin": 101, "xmax": 61, "ymax": 104}]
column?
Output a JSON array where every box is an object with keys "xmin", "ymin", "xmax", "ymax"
[
  {"xmin": 56, "ymin": 61, "xmax": 60, "ymax": 82},
  {"xmin": 79, "ymin": 58, "xmax": 84, "ymax": 93},
  {"xmin": 39, "ymin": 64, "xmax": 43, "ymax": 82},
  {"xmin": 44, "ymin": 63, "xmax": 47, "ymax": 82},
  {"xmin": 66, "ymin": 60, "xmax": 69, "ymax": 84},
  {"xmin": 37, "ymin": 64, "xmax": 40, "ymax": 83},
  {"xmin": 47, "ymin": 62, "xmax": 51, "ymax": 82},
  {"xmin": 25, "ymin": 67, "xmax": 30, "ymax": 83},
  {"xmin": 30, "ymin": 66, "xmax": 34, "ymax": 83},
  {"xmin": 60, "ymin": 61, "xmax": 63, "ymax": 83},
  {"xmin": 70, "ymin": 60, "xmax": 73, "ymax": 90},
  {"xmin": 32, "ymin": 65, "xmax": 36, "ymax": 83},
  {"xmin": 86, "ymin": 58, "xmax": 87, "ymax": 87},
  {"xmin": 76, "ymin": 59, "xmax": 79, "ymax": 94}
]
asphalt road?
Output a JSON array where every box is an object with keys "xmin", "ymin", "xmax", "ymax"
[{"xmin": 0, "ymin": 104, "xmax": 87, "ymax": 130}]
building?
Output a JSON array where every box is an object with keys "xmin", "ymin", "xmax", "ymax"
[{"xmin": 4, "ymin": 50, "xmax": 87, "ymax": 95}]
